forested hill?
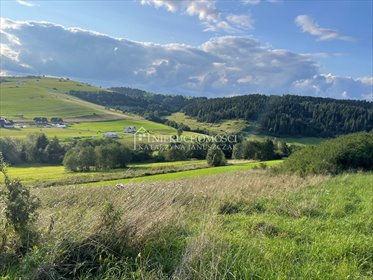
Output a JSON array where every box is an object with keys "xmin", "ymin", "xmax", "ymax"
[
  {"xmin": 70, "ymin": 87, "xmax": 205, "ymax": 118},
  {"xmin": 183, "ymin": 94, "xmax": 373, "ymax": 137},
  {"xmin": 70, "ymin": 87, "xmax": 373, "ymax": 137}
]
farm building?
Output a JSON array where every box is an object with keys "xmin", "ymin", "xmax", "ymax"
[
  {"xmin": 124, "ymin": 126, "xmax": 137, "ymax": 133},
  {"xmin": 33, "ymin": 117, "xmax": 49, "ymax": 125},
  {"xmin": 51, "ymin": 117, "xmax": 64, "ymax": 124},
  {"xmin": 103, "ymin": 132, "xmax": 119, "ymax": 138},
  {"xmin": 0, "ymin": 117, "xmax": 14, "ymax": 128}
]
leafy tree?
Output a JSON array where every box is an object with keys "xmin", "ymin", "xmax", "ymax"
[
  {"xmin": 63, "ymin": 146, "xmax": 95, "ymax": 172},
  {"xmin": 95, "ymin": 143, "xmax": 131, "ymax": 170},
  {"xmin": 45, "ymin": 137, "xmax": 65, "ymax": 164},
  {"xmin": 25, "ymin": 133, "xmax": 49, "ymax": 163},
  {"xmin": 177, "ymin": 128, "xmax": 183, "ymax": 137},
  {"xmin": 0, "ymin": 137, "xmax": 25, "ymax": 164},
  {"xmin": 160, "ymin": 143, "xmax": 187, "ymax": 162},
  {"xmin": 232, "ymin": 143, "xmax": 244, "ymax": 159},
  {"xmin": 206, "ymin": 146, "xmax": 226, "ymax": 167}
]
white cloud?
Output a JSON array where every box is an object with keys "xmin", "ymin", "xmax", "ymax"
[
  {"xmin": 15, "ymin": 0, "xmax": 35, "ymax": 7},
  {"xmin": 139, "ymin": 0, "xmax": 253, "ymax": 32},
  {"xmin": 242, "ymin": 0, "xmax": 280, "ymax": 5},
  {"xmin": 295, "ymin": 15, "xmax": 354, "ymax": 41},
  {"xmin": 226, "ymin": 14, "xmax": 254, "ymax": 30},
  {"xmin": 1, "ymin": 18, "xmax": 371, "ymax": 99},
  {"xmin": 291, "ymin": 74, "xmax": 373, "ymax": 100}
]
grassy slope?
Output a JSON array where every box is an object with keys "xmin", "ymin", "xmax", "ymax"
[
  {"xmin": 0, "ymin": 76, "xmax": 117, "ymax": 119},
  {"xmin": 0, "ymin": 77, "xmax": 189, "ymax": 140},
  {"xmin": 166, "ymin": 112, "xmax": 248, "ymax": 134},
  {"xmin": 4, "ymin": 171, "xmax": 370, "ymax": 279},
  {"xmin": 167, "ymin": 113, "xmax": 323, "ymax": 145},
  {"xmin": 86, "ymin": 159, "xmax": 282, "ymax": 186}
]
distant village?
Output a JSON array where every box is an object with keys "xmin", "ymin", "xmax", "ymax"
[
  {"xmin": 1, "ymin": 116, "xmax": 144, "ymax": 139},
  {"xmin": 0, "ymin": 116, "xmax": 67, "ymax": 129}
]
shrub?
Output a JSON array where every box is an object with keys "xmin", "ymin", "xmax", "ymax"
[
  {"xmin": 0, "ymin": 154, "xmax": 40, "ymax": 255},
  {"xmin": 283, "ymin": 132, "xmax": 373, "ymax": 175},
  {"xmin": 206, "ymin": 146, "xmax": 226, "ymax": 167}
]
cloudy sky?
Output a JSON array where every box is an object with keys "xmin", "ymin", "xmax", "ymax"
[{"xmin": 1, "ymin": 0, "xmax": 372, "ymax": 99}]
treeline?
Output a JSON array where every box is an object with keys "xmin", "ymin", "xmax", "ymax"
[
  {"xmin": 71, "ymin": 87, "xmax": 373, "ymax": 137},
  {"xmin": 183, "ymin": 95, "xmax": 373, "ymax": 137},
  {"xmin": 0, "ymin": 133, "xmax": 239, "ymax": 171},
  {"xmin": 0, "ymin": 134, "xmax": 65, "ymax": 165},
  {"xmin": 233, "ymin": 139, "xmax": 298, "ymax": 161},
  {"xmin": 283, "ymin": 132, "xmax": 373, "ymax": 175},
  {"xmin": 70, "ymin": 87, "xmax": 204, "ymax": 117}
]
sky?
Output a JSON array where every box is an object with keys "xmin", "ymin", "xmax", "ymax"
[{"xmin": 1, "ymin": 0, "xmax": 372, "ymax": 99}]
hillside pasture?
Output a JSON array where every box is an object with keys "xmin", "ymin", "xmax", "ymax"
[
  {"xmin": 0, "ymin": 77, "xmax": 121, "ymax": 119},
  {"xmin": 166, "ymin": 112, "xmax": 248, "ymax": 134}
]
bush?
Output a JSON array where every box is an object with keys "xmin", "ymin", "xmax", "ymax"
[
  {"xmin": 283, "ymin": 132, "xmax": 373, "ymax": 175},
  {"xmin": 206, "ymin": 146, "xmax": 226, "ymax": 167},
  {"xmin": 0, "ymin": 154, "xmax": 40, "ymax": 255}
]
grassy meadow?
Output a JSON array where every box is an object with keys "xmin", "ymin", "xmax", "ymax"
[
  {"xmin": 166, "ymin": 112, "xmax": 248, "ymax": 135},
  {"xmin": 1, "ymin": 160, "xmax": 281, "ymax": 188},
  {"xmin": 0, "ymin": 77, "xmax": 116, "ymax": 119},
  {"xmin": 2, "ymin": 169, "xmax": 372, "ymax": 279},
  {"xmin": 166, "ymin": 113, "xmax": 324, "ymax": 146}
]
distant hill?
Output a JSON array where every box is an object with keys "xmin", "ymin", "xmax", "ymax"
[
  {"xmin": 0, "ymin": 76, "xmax": 130, "ymax": 121},
  {"xmin": 69, "ymin": 87, "xmax": 206, "ymax": 118},
  {"xmin": 2, "ymin": 77, "xmax": 371, "ymax": 138},
  {"xmin": 183, "ymin": 94, "xmax": 373, "ymax": 137},
  {"xmin": 69, "ymin": 86, "xmax": 373, "ymax": 138}
]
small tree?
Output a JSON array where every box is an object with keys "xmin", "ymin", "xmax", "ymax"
[
  {"xmin": 45, "ymin": 137, "xmax": 65, "ymax": 164},
  {"xmin": 206, "ymin": 146, "xmax": 226, "ymax": 167},
  {"xmin": 0, "ymin": 154, "xmax": 40, "ymax": 254},
  {"xmin": 177, "ymin": 128, "xmax": 183, "ymax": 138}
]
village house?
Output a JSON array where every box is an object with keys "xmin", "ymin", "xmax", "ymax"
[
  {"xmin": 103, "ymin": 132, "xmax": 119, "ymax": 138},
  {"xmin": 51, "ymin": 117, "xmax": 64, "ymax": 124},
  {"xmin": 33, "ymin": 117, "xmax": 49, "ymax": 126},
  {"xmin": 124, "ymin": 126, "xmax": 137, "ymax": 133},
  {"xmin": 0, "ymin": 117, "xmax": 15, "ymax": 128}
]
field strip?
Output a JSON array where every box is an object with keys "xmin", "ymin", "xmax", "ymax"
[{"xmin": 71, "ymin": 160, "xmax": 283, "ymax": 187}]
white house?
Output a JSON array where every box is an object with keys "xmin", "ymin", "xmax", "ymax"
[
  {"xmin": 55, "ymin": 124, "xmax": 67, "ymax": 128},
  {"xmin": 124, "ymin": 126, "xmax": 137, "ymax": 133},
  {"xmin": 103, "ymin": 132, "xmax": 118, "ymax": 138}
]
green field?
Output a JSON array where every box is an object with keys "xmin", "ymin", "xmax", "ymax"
[
  {"xmin": 3, "ymin": 167, "xmax": 371, "ymax": 279},
  {"xmin": 0, "ymin": 77, "xmax": 212, "ymax": 141},
  {"xmin": 166, "ymin": 112, "xmax": 248, "ymax": 134},
  {"xmin": 167, "ymin": 113, "xmax": 324, "ymax": 145},
  {"xmin": 246, "ymin": 134, "xmax": 324, "ymax": 145},
  {"xmin": 86, "ymin": 159, "xmax": 282, "ymax": 186},
  {"xmin": 2, "ymin": 160, "xmax": 278, "ymax": 188},
  {"xmin": 0, "ymin": 76, "xmax": 122, "ymax": 119}
]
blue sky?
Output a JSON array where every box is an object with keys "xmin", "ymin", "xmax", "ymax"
[{"xmin": 1, "ymin": 0, "xmax": 372, "ymax": 99}]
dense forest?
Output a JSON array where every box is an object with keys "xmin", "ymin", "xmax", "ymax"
[
  {"xmin": 183, "ymin": 95, "xmax": 373, "ymax": 137},
  {"xmin": 70, "ymin": 87, "xmax": 204, "ymax": 118},
  {"xmin": 70, "ymin": 88, "xmax": 373, "ymax": 137}
]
